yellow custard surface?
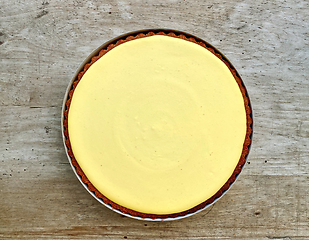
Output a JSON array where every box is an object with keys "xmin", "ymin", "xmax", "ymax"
[{"xmin": 68, "ymin": 35, "xmax": 247, "ymax": 214}]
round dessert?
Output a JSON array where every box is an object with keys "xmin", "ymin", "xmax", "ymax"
[{"xmin": 62, "ymin": 30, "xmax": 252, "ymax": 221}]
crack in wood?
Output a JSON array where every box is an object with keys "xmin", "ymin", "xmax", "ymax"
[
  {"xmin": 266, "ymin": 236, "xmax": 292, "ymax": 240},
  {"xmin": 36, "ymin": 10, "xmax": 48, "ymax": 19}
]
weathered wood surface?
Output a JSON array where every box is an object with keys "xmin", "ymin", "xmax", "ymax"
[{"xmin": 1, "ymin": 0, "xmax": 308, "ymax": 239}]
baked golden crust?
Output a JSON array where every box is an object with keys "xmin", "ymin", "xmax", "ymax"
[{"xmin": 63, "ymin": 30, "xmax": 253, "ymax": 220}]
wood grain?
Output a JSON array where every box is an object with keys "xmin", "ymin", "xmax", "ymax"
[{"xmin": 1, "ymin": 0, "xmax": 308, "ymax": 239}]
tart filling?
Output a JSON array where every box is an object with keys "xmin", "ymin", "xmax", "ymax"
[{"xmin": 64, "ymin": 32, "xmax": 252, "ymax": 218}]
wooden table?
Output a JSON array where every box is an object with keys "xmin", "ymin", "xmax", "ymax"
[{"xmin": 1, "ymin": 0, "xmax": 308, "ymax": 239}]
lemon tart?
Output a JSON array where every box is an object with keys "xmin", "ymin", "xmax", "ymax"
[{"xmin": 62, "ymin": 30, "xmax": 252, "ymax": 220}]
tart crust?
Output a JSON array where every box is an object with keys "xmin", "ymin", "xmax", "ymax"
[{"xmin": 62, "ymin": 30, "xmax": 253, "ymax": 220}]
